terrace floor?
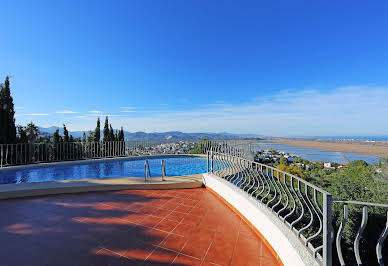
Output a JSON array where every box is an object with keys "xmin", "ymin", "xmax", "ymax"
[{"xmin": 0, "ymin": 188, "xmax": 279, "ymax": 266}]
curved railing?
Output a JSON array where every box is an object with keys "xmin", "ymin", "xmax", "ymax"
[{"xmin": 207, "ymin": 151, "xmax": 388, "ymax": 266}]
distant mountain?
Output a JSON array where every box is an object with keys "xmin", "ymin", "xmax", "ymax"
[
  {"xmin": 38, "ymin": 126, "xmax": 86, "ymax": 139},
  {"xmin": 38, "ymin": 126, "xmax": 262, "ymax": 141}
]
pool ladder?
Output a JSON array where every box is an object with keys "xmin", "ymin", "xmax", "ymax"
[
  {"xmin": 161, "ymin": 160, "xmax": 166, "ymax": 181},
  {"xmin": 144, "ymin": 159, "xmax": 166, "ymax": 181},
  {"xmin": 144, "ymin": 160, "xmax": 151, "ymax": 180}
]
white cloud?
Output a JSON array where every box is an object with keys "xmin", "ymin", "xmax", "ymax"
[
  {"xmin": 88, "ymin": 110, "xmax": 103, "ymax": 113},
  {"xmin": 24, "ymin": 86, "xmax": 388, "ymax": 136},
  {"xmin": 24, "ymin": 113, "xmax": 49, "ymax": 116},
  {"xmin": 102, "ymin": 85, "xmax": 388, "ymax": 136},
  {"xmin": 120, "ymin": 110, "xmax": 136, "ymax": 113},
  {"xmin": 120, "ymin": 107, "xmax": 136, "ymax": 109},
  {"xmin": 56, "ymin": 110, "xmax": 78, "ymax": 114}
]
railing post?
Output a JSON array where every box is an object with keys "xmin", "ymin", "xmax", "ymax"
[
  {"xmin": 207, "ymin": 150, "xmax": 209, "ymax": 172},
  {"xmin": 323, "ymin": 193, "xmax": 333, "ymax": 266},
  {"xmin": 0, "ymin": 145, "xmax": 3, "ymax": 168},
  {"xmin": 211, "ymin": 149, "xmax": 214, "ymax": 173}
]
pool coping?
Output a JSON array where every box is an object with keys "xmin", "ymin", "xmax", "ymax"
[{"xmin": 0, "ymin": 174, "xmax": 203, "ymax": 200}]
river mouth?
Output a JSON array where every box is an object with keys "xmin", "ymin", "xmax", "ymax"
[{"xmin": 251, "ymin": 142, "xmax": 379, "ymax": 164}]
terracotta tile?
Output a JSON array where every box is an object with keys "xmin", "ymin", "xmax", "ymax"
[
  {"xmin": 261, "ymin": 240, "xmax": 276, "ymax": 259},
  {"xmin": 122, "ymin": 240, "xmax": 155, "ymax": 262},
  {"xmin": 166, "ymin": 211, "xmax": 186, "ymax": 222},
  {"xmin": 199, "ymin": 213, "xmax": 222, "ymax": 231},
  {"xmin": 189, "ymin": 207, "xmax": 208, "ymax": 217},
  {"xmin": 174, "ymin": 204, "xmax": 192, "ymax": 213},
  {"xmin": 202, "ymin": 261, "xmax": 219, "ymax": 266},
  {"xmin": 181, "ymin": 214, "xmax": 202, "ymax": 226},
  {"xmin": 239, "ymin": 221, "xmax": 259, "ymax": 240},
  {"xmin": 217, "ymin": 214, "xmax": 241, "ymax": 238},
  {"xmin": 139, "ymin": 206, "xmax": 159, "ymax": 215},
  {"xmin": 154, "ymin": 219, "xmax": 178, "ymax": 232},
  {"xmin": 231, "ymin": 234, "xmax": 261, "ymax": 266},
  {"xmin": 160, "ymin": 233, "xmax": 187, "ymax": 252},
  {"xmin": 137, "ymin": 228, "xmax": 169, "ymax": 246},
  {"xmin": 139, "ymin": 215, "xmax": 163, "ymax": 228},
  {"xmin": 182, "ymin": 199, "xmax": 198, "ymax": 207},
  {"xmin": 260, "ymin": 256, "xmax": 280, "ymax": 266},
  {"xmin": 172, "ymin": 254, "xmax": 201, "ymax": 265},
  {"xmin": 168, "ymin": 198, "xmax": 183, "ymax": 204},
  {"xmin": 150, "ymin": 199, "xmax": 167, "ymax": 207},
  {"xmin": 75, "ymin": 248, "xmax": 133, "ymax": 266},
  {"xmin": 152, "ymin": 208, "xmax": 172, "ymax": 219},
  {"xmin": 0, "ymin": 188, "xmax": 279, "ymax": 266},
  {"xmin": 181, "ymin": 227, "xmax": 215, "ymax": 260},
  {"xmin": 161, "ymin": 202, "xmax": 179, "ymax": 211},
  {"xmin": 204, "ymin": 232, "xmax": 236, "ymax": 266},
  {"xmin": 102, "ymin": 217, "xmax": 137, "ymax": 227},
  {"xmin": 172, "ymin": 223, "xmax": 195, "ymax": 238},
  {"xmin": 126, "ymin": 202, "xmax": 146, "ymax": 212},
  {"xmin": 121, "ymin": 213, "xmax": 148, "ymax": 224},
  {"xmin": 144, "ymin": 247, "xmax": 178, "ymax": 265}
]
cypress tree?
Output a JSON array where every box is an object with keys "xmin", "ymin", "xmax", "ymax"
[
  {"xmin": 94, "ymin": 117, "xmax": 100, "ymax": 142},
  {"xmin": 69, "ymin": 135, "xmax": 74, "ymax": 142},
  {"xmin": 53, "ymin": 129, "xmax": 60, "ymax": 143},
  {"xmin": 103, "ymin": 116, "xmax": 109, "ymax": 142},
  {"xmin": 17, "ymin": 125, "xmax": 28, "ymax": 143},
  {"xmin": 82, "ymin": 132, "xmax": 87, "ymax": 143},
  {"xmin": 63, "ymin": 124, "xmax": 69, "ymax": 142},
  {"xmin": 121, "ymin": 127, "xmax": 125, "ymax": 141},
  {"xmin": 118, "ymin": 127, "xmax": 124, "ymax": 141},
  {"xmin": 26, "ymin": 122, "xmax": 39, "ymax": 143},
  {"xmin": 0, "ymin": 76, "xmax": 17, "ymax": 143},
  {"xmin": 109, "ymin": 124, "xmax": 114, "ymax": 141}
]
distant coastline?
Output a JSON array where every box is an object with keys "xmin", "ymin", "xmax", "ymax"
[{"xmin": 274, "ymin": 138, "xmax": 388, "ymax": 157}]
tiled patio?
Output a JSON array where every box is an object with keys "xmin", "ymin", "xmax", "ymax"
[{"xmin": 0, "ymin": 188, "xmax": 279, "ymax": 266}]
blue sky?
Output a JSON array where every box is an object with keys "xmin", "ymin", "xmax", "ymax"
[{"xmin": 1, "ymin": 0, "xmax": 388, "ymax": 136}]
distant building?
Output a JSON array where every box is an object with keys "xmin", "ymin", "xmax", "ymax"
[{"xmin": 324, "ymin": 162, "xmax": 335, "ymax": 170}]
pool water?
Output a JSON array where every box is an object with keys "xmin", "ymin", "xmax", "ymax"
[{"xmin": 0, "ymin": 156, "xmax": 207, "ymax": 184}]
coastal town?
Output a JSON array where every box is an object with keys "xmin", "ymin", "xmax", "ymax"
[
  {"xmin": 253, "ymin": 149, "xmax": 342, "ymax": 170},
  {"xmin": 127, "ymin": 141, "xmax": 196, "ymax": 156}
]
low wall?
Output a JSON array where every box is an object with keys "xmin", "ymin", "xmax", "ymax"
[
  {"xmin": 0, "ymin": 174, "xmax": 203, "ymax": 200},
  {"xmin": 202, "ymin": 173, "xmax": 319, "ymax": 266}
]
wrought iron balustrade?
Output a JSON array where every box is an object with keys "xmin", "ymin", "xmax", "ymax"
[{"xmin": 207, "ymin": 151, "xmax": 388, "ymax": 266}]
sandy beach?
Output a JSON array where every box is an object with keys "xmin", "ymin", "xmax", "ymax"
[{"xmin": 274, "ymin": 139, "xmax": 388, "ymax": 157}]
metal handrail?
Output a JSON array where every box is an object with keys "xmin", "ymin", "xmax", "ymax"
[
  {"xmin": 208, "ymin": 150, "xmax": 388, "ymax": 266},
  {"xmin": 333, "ymin": 201, "xmax": 388, "ymax": 266},
  {"xmin": 144, "ymin": 160, "xmax": 151, "ymax": 180},
  {"xmin": 161, "ymin": 160, "xmax": 166, "ymax": 181}
]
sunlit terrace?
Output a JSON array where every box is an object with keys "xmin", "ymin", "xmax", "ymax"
[{"xmin": 0, "ymin": 188, "xmax": 279, "ymax": 266}]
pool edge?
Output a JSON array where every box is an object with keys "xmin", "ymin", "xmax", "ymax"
[{"xmin": 0, "ymin": 174, "xmax": 204, "ymax": 200}]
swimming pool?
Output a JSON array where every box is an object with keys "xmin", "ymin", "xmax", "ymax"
[{"xmin": 0, "ymin": 156, "xmax": 207, "ymax": 185}]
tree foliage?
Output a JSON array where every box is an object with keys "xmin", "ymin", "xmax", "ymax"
[
  {"xmin": 94, "ymin": 117, "xmax": 100, "ymax": 142},
  {"xmin": 25, "ymin": 122, "xmax": 40, "ymax": 143},
  {"xmin": 63, "ymin": 124, "xmax": 69, "ymax": 142},
  {"xmin": 103, "ymin": 116, "xmax": 109, "ymax": 142},
  {"xmin": 0, "ymin": 76, "xmax": 17, "ymax": 143}
]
